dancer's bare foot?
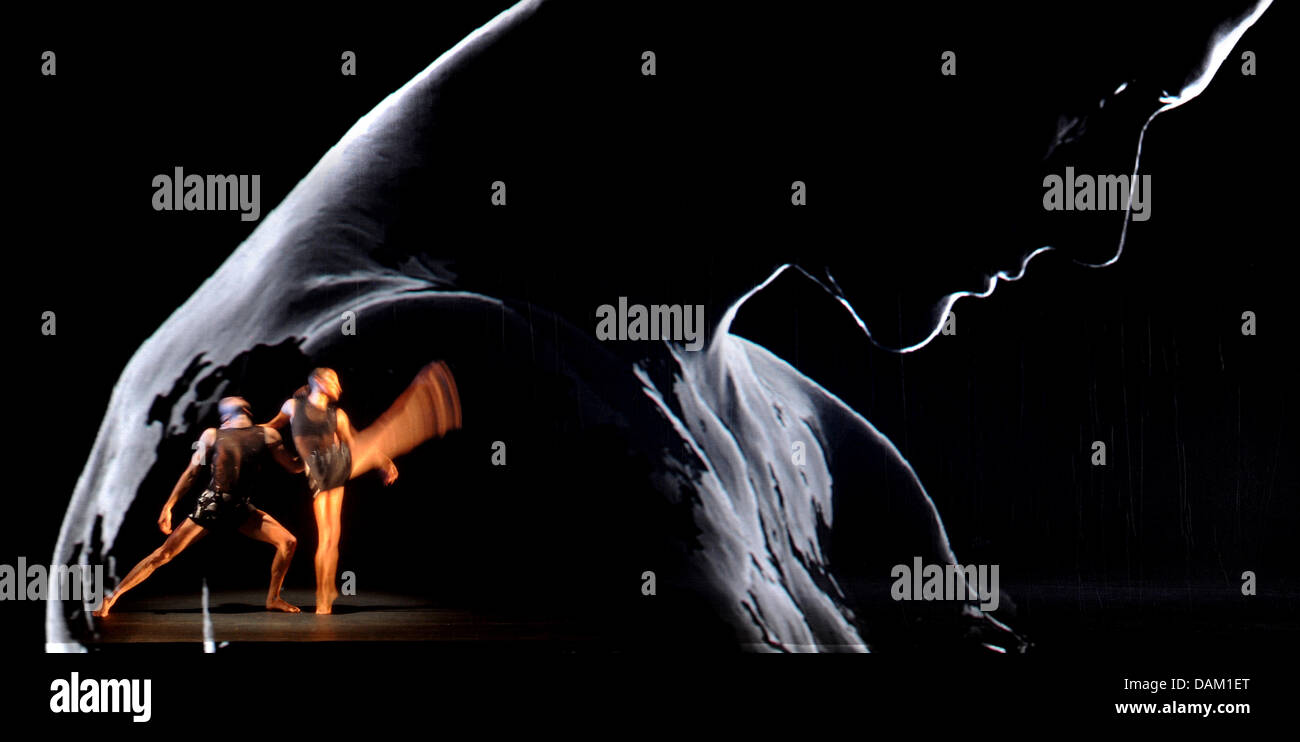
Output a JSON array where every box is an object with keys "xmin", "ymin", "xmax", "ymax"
[
  {"xmin": 92, "ymin": 601, "xmax": 114, "ymax": 618},
  {"xmin": 315, "ymin": 588, "xmax": 339, "ymax": 615},
  {"xmin": 266, "ymin": 597, "xmax": 301, "ymax": 613}
]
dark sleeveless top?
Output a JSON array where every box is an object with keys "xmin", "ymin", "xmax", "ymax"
[
  {"xmin": 209, "ymin": 426, "xmax": 268, "ymax": 493},
  {"xmin": 291, "ymin": 394, "xmax": 340, "ymax": 455}
]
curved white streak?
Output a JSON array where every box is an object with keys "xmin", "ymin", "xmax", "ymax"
[
  {"xmin": 880, "ymin": 245, "xmax": 1055, "ymax": 353},
  {"xmin": 705, "ymin": 334, "xmax": 962, "ymax": 561},
  {"xmin": 1158, "ymin": 0, "xmax": 1273, "ymax": 110},
  {"xmin": 1073, "ymin": 108, "xmax": 1159, "ymax": 270},
  {"xmin": 717, "ymin": 246, "xmax": 1056, "ymax": 358},
  {"xmin": 300, "ymin": 289, "xmax": 504, "ymax": 351},
  {"xmin": 714, "ymin": 263, "xmax": 799, "ymax": 339},
  {"xmin": 1080, "ymin": 0, "xmax": 1272, "ymax": 270},
  {"xmin": 330, "ymin": 0, "xmax": 544, "ymax": 153}
]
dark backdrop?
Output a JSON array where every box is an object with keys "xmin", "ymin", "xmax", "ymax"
[{"xmin": 5, "ymin": 1, "xmax": 1296, "ymax": 657}]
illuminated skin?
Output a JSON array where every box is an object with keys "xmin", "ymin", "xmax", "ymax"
[
  {"xmin": 265, "ymin": 365, "xmax": 460, "ymax": 614},
  {"xmin": 93, "ymin": 398, "xmax": 304, "ymax": 618},
  {"xmin": 265, "ymin": 370, "xmax": 389, "ymax": 615}
]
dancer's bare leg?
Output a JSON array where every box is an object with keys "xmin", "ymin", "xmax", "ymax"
[
  {"xmin": 349, "ymin": 361, "xmax": 462, "ymax": 479},
  {"xmin": 93, "ymin": 520, "xmax": 208, "ymax": 617},
  {"xmin": 237, "ymin": 508, "xmax": 301, "ymax": 613},
  {"xmin": 312, "ymin": 487, "xmax": 345, "ymax": 614}
]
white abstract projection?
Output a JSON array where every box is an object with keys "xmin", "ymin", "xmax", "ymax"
[{"xmin": 49, "ymin": 0, "xmax": 1272, "ymax": 651}]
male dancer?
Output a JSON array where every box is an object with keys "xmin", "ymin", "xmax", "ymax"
[
  {"xmin": 94, "ymin": 397, "xmax": 304, "ymax": 617},
  {"xmin": 266, "ymin": 362, "xmax": 461, "ymax": 614}
]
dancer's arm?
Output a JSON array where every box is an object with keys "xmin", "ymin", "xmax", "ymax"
[
  {"xmin": 338, "ymin": 408, "xmax": 398, "ymax": 485},
  {"xmin": 261, "ymin": 400, "xmax": 293, "ymax": 429},
  {"xmin": 159, "ymin": 428, "xmax": 215, "ymax": 534},
  {"xmin": 264, "ymin": 385, "xmax": 313, "ymax": 428},
  {"xmin": 262, "ymin": 426, "xmax": 304, "ymax": 474}
]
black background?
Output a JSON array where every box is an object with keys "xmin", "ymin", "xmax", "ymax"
[{"xmin": 4, "ymin": 0, "xmax": 1297, "ymax": 726}]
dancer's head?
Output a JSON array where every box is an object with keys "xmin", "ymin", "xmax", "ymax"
[
  {"xmin": 309, "ymin": 368, "xmax": 341, "ymax": 401},
  {"xmin": 217, "ymin": 396, "xmax": 253, "ymax": 423}
]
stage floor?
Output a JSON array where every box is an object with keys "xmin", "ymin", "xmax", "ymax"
[{"xmin": 90, "ymin": 590, "xmax": 604, "ymax": 646}]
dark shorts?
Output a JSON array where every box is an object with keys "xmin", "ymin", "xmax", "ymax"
[
  {"xmin": 306, "ymin": 444, "xmax": 352, "ymax": 494},
  {"xmin": 188, "ymin": 489, "xmax": 257, "ymax": 531}
]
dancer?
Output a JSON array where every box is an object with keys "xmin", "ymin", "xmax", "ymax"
[
  {"xmin": 266, "ymin": 362, "xmax": 461, "ymax": 613},
  {"xmin": 94, "ymin": 397, "xmax": 304, "ymax": 617}
]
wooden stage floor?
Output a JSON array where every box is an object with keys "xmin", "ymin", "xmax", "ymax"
[{"xmin": 89, "ymin": 589, "xmax": 606, "ymax": 647}]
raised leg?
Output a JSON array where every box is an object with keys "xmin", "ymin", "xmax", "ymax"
[{"xmin": 349, "ymin": 361, "xmax": 462, "ymax": 479}]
